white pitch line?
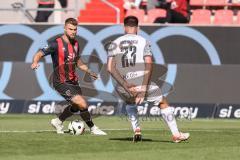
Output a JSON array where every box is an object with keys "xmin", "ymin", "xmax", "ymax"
[
  {"xmin": 0, "ymin": 128, "xmax": 240, "ymax": 133},
  {"xmin": 0, "ymin": 130, "xmax": 55, "ymax": 133},
  {"xmin": 0, "ymin": 129, "xmax": 130, "ymax": 133}
]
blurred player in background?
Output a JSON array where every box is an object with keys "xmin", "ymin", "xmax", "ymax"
[
  {"xmin": 31, "ymin": 18, "xmax": 106, "ymax": 135},
  {"xmin": 35, "ymin": 0, "xmax": 67, "ymax": 22},
  {"xmin": 107, "ymin": 16, "xmax": 189, "ymax": 142}
]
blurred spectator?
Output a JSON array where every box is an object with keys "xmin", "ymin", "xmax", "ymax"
[
  {"xmin": 35, "ymin": 0, "xmax": 67, "ymax": 22},
  {"xmin": 147, "ymin": 0, "xmax": 164, "ymax": 10},
  {"xmin": 123, "ymin": 0, "xmax": 141, "ymax": 9},
  {"xmin": 229, "ymin": 0, "xmax": 240, "ymax": 3},
  {"xmin": 123, "ymin": 0, "xmax": 148, "ymax": 10},
  {"xmin": 124, "ymin": 0, "xmax": 148, "ymax": 14},
  {"xmin": 154, "ymin": 0, "xmax": 190, "ymax": 23}
]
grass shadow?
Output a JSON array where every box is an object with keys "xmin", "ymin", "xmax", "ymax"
[{"xmin": 109, "ymin": 137, "xmax": 172, "ymax": 143}]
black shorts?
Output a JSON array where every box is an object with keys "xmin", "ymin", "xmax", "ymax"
[{"xmin": 54, "ymin": 82, "xmax": 82, "ymax": 102}]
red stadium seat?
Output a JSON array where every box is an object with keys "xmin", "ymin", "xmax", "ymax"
[
  {"xmin": 236, "ymin": 11, "xmax": 240, "ymax": 25},
  {"xmin": 125, "ymin": 9, "xmax": 145, "ymax": 23},
  {"xmin": 205, "ymin": 0, "xmax": 227, "ymax": 6},
  {"xmin": 230, "ymin": 2, "xmax": 240, "ymax": 7},
  {"xmin": 190, "ymin": 0, "xmax": 205, "ymax": 6},
  {"xmin": 190, "ymin": 9, "xmax": 212, "ymax": 24},
  {"xmin": 78, "ymin": 0, "xmax": 125, "ymax": 23},
  {"xmin": 147, "ymin": 9, "xmax": 167, "ymax": 23},
  {"xmin": 213, "ymin": 10, "xmax": 234, "ymax": 25}
]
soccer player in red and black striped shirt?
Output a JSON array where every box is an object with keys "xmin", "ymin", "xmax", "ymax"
[{"xmin": 31, "ymin": 18, "xmax": 106, "ymax": 135}]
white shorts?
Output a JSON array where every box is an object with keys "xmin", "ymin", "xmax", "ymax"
[{"xmin": 116, "ymin": 82, "xmax": 163, "ymax": 105}]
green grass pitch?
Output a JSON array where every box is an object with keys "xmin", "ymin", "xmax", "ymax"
[{"xmin": 0, "ymin": 114, "xmax": 240, "ymax": 160}]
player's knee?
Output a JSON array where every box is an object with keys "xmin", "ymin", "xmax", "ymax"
[
  {"xmin": 159, "ymin": 97, "xmax": 169, "ymax": 109},
  {"xmin": 70, "ymin": 104, "xmax": 79, "ymax": 113},
  {"xmin": 159, "ymin": 102, "xmax": 168, "ymax": 109},
  {"xmin": 71, "ymin": 95, "xmax": 87, "ymax": 109}
]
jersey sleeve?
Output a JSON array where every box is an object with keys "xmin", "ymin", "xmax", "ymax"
[
  {"xmin": 107, "ymin": 41, "xmax": 117, "ymax": 57},
  {"xmin": 143, "ymin": 40, "xmax": 153, "ymax": 57},
  {"xmin": 40, "ymin": 41, "xmax": 57, "ymax": 56}
]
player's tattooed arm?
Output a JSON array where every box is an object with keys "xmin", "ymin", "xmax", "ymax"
[
  {"xmin": 135, "ymin": 55, "xmax": 153, "ymax": 104},
  {"xmin": 76, "ymin": 59, "xmax": 98, "ymax": 80},
  {"xmin": 31, "ymin": 51, "xmax": 44, "ymax": 70},
  {"xmin": 107, "ymin": 56, "xmax": 137, "ymax": 97}
]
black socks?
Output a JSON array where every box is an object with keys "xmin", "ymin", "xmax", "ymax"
[{"xmin": 79, "ymin": 109, "xmax": 94, "ymax": 128}]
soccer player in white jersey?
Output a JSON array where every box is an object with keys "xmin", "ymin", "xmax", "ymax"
[{"xmin": 107, "ymin": 16, "xmax": 190, "ymax": 142}]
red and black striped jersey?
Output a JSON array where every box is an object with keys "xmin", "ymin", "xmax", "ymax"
[{"xmin": 41, "ymin": 36, "xmax": 80, "ymax": 84}]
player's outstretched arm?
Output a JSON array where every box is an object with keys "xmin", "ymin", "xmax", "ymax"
[
  {"xmin": 31, "ymin": 51, "xmax": 44, "ymax": 70},
  {"xmin": 76, "ymin": 59, "xmax": 98, "ymax": 80}
]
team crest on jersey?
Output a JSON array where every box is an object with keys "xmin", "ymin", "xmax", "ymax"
[
  {"xmin": 43, "ymin": 44, "xmax": 49, "ymax": 50},
  {"xmin": 65, "ymin": 90, "xmax": 72, "ymax": 96}
]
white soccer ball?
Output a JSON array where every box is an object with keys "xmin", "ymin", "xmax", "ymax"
[{"xmin": 68, "ymin": 120, "xmax": 85, "ymax": 135}]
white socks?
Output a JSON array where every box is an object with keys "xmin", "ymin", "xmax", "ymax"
[
  {"xmin": 161, "ymin": 107, "xmax": 179, "ymax": 136},
  {"xmin": 126, "ymin": 104, "xmax": 140, "ymax": 131},
  {"xmin": 125, "ymin": 105, "xmax": 180, "ymax": 136}
]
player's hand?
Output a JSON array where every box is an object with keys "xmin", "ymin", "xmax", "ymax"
[
  {"xmin": 134, "ymin": 86, "xmax": 147, "ymax": 104},
  {"xmin": 88, "ymin": 71, "xmax": 99, "ymax": 80},
  {"xmin": 125, "ymin": 83, "xmax": 137, "ymax": 97},
  {"xmin": 135, "ymin": 91, "xmax": 146, "ymax": 105},
  {"xmin": 31, "ymin": 62, "xmax": 40, "ymax": 70}
]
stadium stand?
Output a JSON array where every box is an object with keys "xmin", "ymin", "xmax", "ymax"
[
  {"xmin": 205, "ymin": 0, "xmax": 227, "ymax": 7},
  {"xmin": 236, "ymin": 10, "xmax": 240, "ymax": 24},
  {"xmin": 78, "ymin": 0, "xmax": 124, "ymax": 23},
  {"xmin": 125, "ymin": 9, "xmax": 145, "ymax": 23},
  {"xmin": 190, "ymin": 9, "xmax": 212, "ymax": 24},
  {"xmin": 147, "ymin": 8, "xmax": 167, "ymax": 23},
  {"xmin": 0, "ymin": 0, "xmax": 86, "ymax": 23},
  {"xmin": 0, "ymin": 0, "xmax": 240, "ymax": 25},
  {"xmin": 213, "ymin": 9, "xmax": 234, "ymax": 25},
  {"xmin": 190, "ymin": 0, "xmax": 205, "ymax": 7}
]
